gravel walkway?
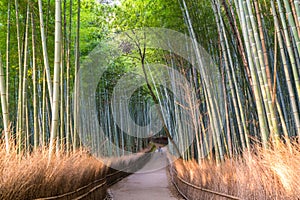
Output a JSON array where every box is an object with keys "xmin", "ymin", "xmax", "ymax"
[{"xmin": 109, "ymin": 151, "xmax": 180, "ymax": 200}]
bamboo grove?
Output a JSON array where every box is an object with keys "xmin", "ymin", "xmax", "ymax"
[
  {"xmin": 0, "ymin": 0, "xmax": 300, "ymax": 163},
  {"xmin": 0, "ymin": 0, "xmax": 82, "ymax": 155},
  {"xmin": 178, "ymin": 0, "xmax": 300, "ymax": 162}
]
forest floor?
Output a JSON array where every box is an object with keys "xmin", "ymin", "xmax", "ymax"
[{"xmin": 109, "ymin": 148, "xmax": 183, "ymax": 200}]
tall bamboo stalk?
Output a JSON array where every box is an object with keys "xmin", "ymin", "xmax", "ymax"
[
  {"xmin": 294, "ymin": 0, "xmax": 300, "ymax": 24},
  {"xmin": 221, "ymin": 0, "xmax": 252, "ymax": 86},
  {"xmin": 0, "ymin": 53, "xmax": 10, "ymax": 153},
  {"xmin": 182, "ymin": 0, "xmax": 224, "ymax": 161},
  {"xmin": 73, "ymin": 0, "xmax": 81, "ymax": 151},
  {"xmin": 244, "ymin": 0, "xmax": 280, "ymax": 141},
  {"xmin": 42, "ymin": 70, "xmax": 46, "ymax": 147},
  {"xmin": 212, "ymin": 0, "xmax": 249, "ymax": 151},
  {"xmin": 60, "ymin": 0, "xmax": 67, "ymax": 151},
  {"xmin": 21, "ymin": 4, "xmax": 30, "ymax": 150},
  {"xmin": 282, "ymin": 0, "xmax": 300, "ymax": 56},
  {"xmin": 276, "ymin": 0, "xmax": 300, "ymax": 106},
  {"xmin": 15, "ymin": 0, "xmax": 23, "ymax": 152},
  {"xmin": 38, "ymin": 0, "xmax": 53, "ymax": 109},
  {"xmin": 271, "ymin": 0, "xmax": 300, "ymax": 137},
  {"xmin": 31, "ymin": 12, "xmax": 39, "ymax": 150},
  {"xmin": 66, "ymin": 0, "xmax": 72, "ymax": 153},
  {"xmin": 237, "ymin": 0, "xmax": 269, "ymax": 148},
  {"xmin": 49, "ymin": 0, "xmax": 62, "ymax": 159},
  {"xmin": 6, "ymin": 0, "xmax": 11, "ymax": 117}
]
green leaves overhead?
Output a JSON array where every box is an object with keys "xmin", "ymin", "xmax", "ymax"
[{"xmin": 112, "ymin": 0, "xmax": 185, "ymax": 31}]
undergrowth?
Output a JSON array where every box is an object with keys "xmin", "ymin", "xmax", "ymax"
[
  {"xmin": 172, "ymin": 141, "xmax": 300, "ymax": 199},
  {"xmin": 0, "ymin": 143, "xmax": 145, "ymax": 200}
]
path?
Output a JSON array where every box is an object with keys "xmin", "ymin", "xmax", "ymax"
[{"xmin": 109, "ymin": 150, "xmax": 180, "ymax": 200}]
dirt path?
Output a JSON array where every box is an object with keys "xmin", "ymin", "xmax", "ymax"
[{"xmin": 109, "ymin": 151, "xmax": 180, "ymax": 200}]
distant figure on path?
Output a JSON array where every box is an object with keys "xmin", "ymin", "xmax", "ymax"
[{"xmin": 158, "ymin": 146, "xmax": 163, "ymax": 154}]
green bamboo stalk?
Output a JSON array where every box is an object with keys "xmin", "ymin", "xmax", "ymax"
[
  {"xmin": 219, "ymin": 48, "xmax": 233, "ymax": 157},
  {"xmin": 245, "ymin": 0, "xmax": 280, "ymax": 141},
  {"xmin": 31, "ymin": 12, "xmax": 39, "ymax": 150},
  {"xmin": 276, "ymin": 0, "xmax": 300, "ymax": 106},
  {"xmin": 289, "ymin": 0, "xmax": 300, "ymax": 36},
  {"xmin": 25, "ymin": 99, "xmax": 29, "ymax": 151},
  {"xmin": 213, "ymin": 0, "xmax": 249, "ymax": 151},
  {"xmin": 0, "ymin": 52, "xmax": 10, "ymax": 153},
  {"xmin": 189, "ymin": 66, "xmax": 202, "ymax": 161},
  {"xmin": 42, "ymin": 70, "xmax": 46, "ymax": 147},
  {"xmin": 38, "ymin": 0, "xmax": 53, "ymax": 109},
  {"xmin": 49, "ymin": 0, "xmax": 62, "ymax": 159},
  {"xmin": 60, "ymin": 0, "xmax": 67, "ymax": 151},
  {"xmin": 6, "ymin": 0, "xmax": 11, "ymax": 118},
  {"xmin": 182, "ymin": 0, "xmax": 224, "ymax": 161},
  {"xmin": 21, "ymin": 5, "xmax": 30, "ymax": 151},
  {"xmin": 271, "ymin": 0, "xmax": 300, "ymax": 137},
  {"xmin": 238, "ymin": 0, "xmax": 269, "ymax": 148},
  {"xmin": 73, "ymin": 0, "xmax": 81, "ymax": 152},
  {"xmin": 223, "ymin": 26, "xmax": 250, "ymax": 151},
  {"xmin": 66, "ymin": 0, "xmax": 72, "ymax": 153},
  {"xmin": 222, "ymin": 0, "xmax": 252, "ymax": 86},
  {"xmin": 294, "ymin": 0, "xmax": 300, "ymax": 24},
  {"xmin": 253, "ymin": 0, "xmax": 272, "ymax": 91},
  {"xmin": 282, "ymin": 0, "xmax": 300, "ymax": 56},
  {"xmin": 15, "ymin": 0, "xmax": 23, "ymax": 152}
]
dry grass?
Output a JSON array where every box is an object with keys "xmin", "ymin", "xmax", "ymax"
[
  {"xmin": 0, "ymin": 147, "xmax": 107, "ymax": 199},
  {"xmin": 172, "ymin": 141, "xmax": 300, "ymax": 199},
  {"xmin": 0, "ymin": 143, "xmax": 147, "ymax": 200}
]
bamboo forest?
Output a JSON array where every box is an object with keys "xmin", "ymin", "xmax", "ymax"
[{"xmin": 0, "ymin": 0, "xmax": 300, "ymax": 199}]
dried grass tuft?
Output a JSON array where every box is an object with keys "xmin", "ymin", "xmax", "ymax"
[
  {"xmin": 0, "ymin": 142, "xmax": 146, "ymax": 200},
  {"xmin": 172, "ymin": 141, "xmax": 300, "ymax": 199}
]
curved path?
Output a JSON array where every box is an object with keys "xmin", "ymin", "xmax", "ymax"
[{"xmin": 109, "ymin": 151, "xmax": 181, "ymax": 200}]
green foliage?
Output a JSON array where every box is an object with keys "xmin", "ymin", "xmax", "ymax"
[
  {"xmin": 78, "ymin": 0, "xmax": 113, "ymax": 57},
  {"xmin": 112, "ymin": 0, "xmax": 185, "ymax": 31},
  {"xmin": 183, "ymin": 0, "xmax": 219, "ymax": 55}
]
